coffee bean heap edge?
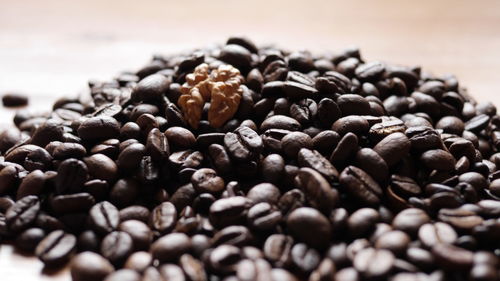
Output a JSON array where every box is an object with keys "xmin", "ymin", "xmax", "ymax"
[{"xmin": 1, "ymin": 37, "xmax": 500, "ymax": 281}]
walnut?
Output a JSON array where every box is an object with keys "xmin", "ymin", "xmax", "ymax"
[{"xmin": 178, "ymin": 63, "xmax": 244, "ymax": 128}]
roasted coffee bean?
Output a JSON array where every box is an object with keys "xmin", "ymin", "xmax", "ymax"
[
  {"xmin": 119, "ymin": 220, "xmax": 152, "ymax": 251},
  {"xmin": 151, "ymin": 232, "xmax": 191, "ymax": 263},
  {"xmin": 6, "ymin": 195, "xmax": 40, "ymax": 233},
  {"xmin": 246, "ymin": 183, "xmax": 281, "ymax": 205},
  {"xmin": 348, "ymin": 208, "xmax": 380, "ymax": 237},
  {"xmin": 437, "ymin": 208, "xmax": 484, "ymax": 231},
  {"xmin": 123, "ymin": 251, "xmax": 153, "ymax": 273},
  {"xmin": 110, "ymin": 178, "xmax": 139, "ymax": 207},
  {"xmin": 261, "ymin": 154, "xmax": 285, "ymax": 183},
  {"xmin": 70, "ymin": 252, "xmax": 114, "ymax": 281},
  {"xmin": 146, "ymin": 128, "xmax": 170, "ymax": 162},
  {"xmin": 104, "ymin": 269, "xmax": 141, "ymax": 281},
  {"xmin": 317, "ymin": 98, "xmax": 341, "ymax": 128},
  {"xmin": 331, "ymin": 116, "xmax": 369, "ymax": 136},
  {"xmin": 117, "ymin": 143, "xmax": 146, "ymax": 172},
  {"xmin": 15, "ymin": 227, "xmax": 45, "ymax": 252},
  {"xmin": 55, "ymin": 158, "xmax": 88, "ymax": 194},
  {"xmin": 224, "ymin": 126, "xmax": 263, "ymax": 162},
  {"xmin": 212, "ymin": 225, "xmax": 253, "ymax": 247},
  {"xmin": 465, "ymin": 114, "xmax": 490, "ymax": 133},
  {"xmin": 420, "ymin": 149, "xmax": 456, "ymax": 171},
  {"xmin": 89, "ymin": 201, "xmax": 119, "ymax": 235},
  {"xmin": 219, "ymin": 44, "xmax": 252, "ymax": 73},
  {"xmin": 100, "ymin": 231, "xmax": 133, "ymax": 266},
  {"xmin": 291, "ymin": 243, "xmax": 320, "ymax": 273},
  {"xmin": 373, "ymin": 132, "xmax": 411, "ymax": 166},
  {"xmin": 375, "ymin": 230, "xmax": 410, "ymax": 256},
  {"xmin": 369, "ymin": 118, "xmax": 406, "ymax": 143},
  {"xmin": 260, "ymin": 115, "xmax": 301, "ymax": 132},
  {"xmin": 83, "ymin": 154, "xmax": 118, "ymax": 182},
  {"xmin": 51, "ymin": 193, "xmax": 95, "ymax": 214},
  {"xmin": 78, "ymin": 116, "xmax": 120, "ymax": 141},
  {"xmin": 432, "ymin": 243, "xmax": 474, "ymax": 271},
  {"xmin": 2, "ymin": 93, "xmax": 28, "ymax": 107},
  {"xmin": 294, "ymin": 167, "xmax": 338, "ymax": 213},
  {"xmin": 297, "ymin": 148, "xmax": 338, "ymax": 182},
  {"xmin": 353, "ymin": 248, "xmax": 394, "ymax": 279},
  {"xmin": 418, "ymin": 222, "xmax": 457, "ymax": 248},
  {"xmin": 355, "ymin": 148, "xmax": 389, "ymax": 182},
  {"xmin": 287, "ymin": 207, "xmax": 331, "ymax": 249},
  {"xmin": 312, "ymin": 130, "xmax": 340, "ymax": 156},
  {"xmin": 281, "ymin": 131, "xmax": 312, "ymax": 158},
  {"xmin": 191, "ymin": 168, "xmax": 225, "ymax": 194},
  {"xmin": 35, "ymin": 230, "xmax": 76, "ymax": 267},
  {"xmin": 151, "ymin": 201, "xmax": 177, "ymax": 235},
  {"xmin": 290, "ymin": 98, "xmax": 317, "ymax": 125},
  {"xmin": 17, "ymin": 169, "xmax": 46, "ymax": 199},
  {"xmin": 247, "ymin": 202, "xmax": 282, "ymax": 231},
  {"xmin": 131, "ymin": 74, "xmax": 170, "ymax": 102},
  {"xmin": 340, "ymin": 166, "xmax": 383, "ymax": 206},
  {"xmin": 165, "ymin": 126, "xmax": 196, "ymax": 150},
  {"xmin": 330, "ymin": 132, "xmax": 358, "ymax": 167}
]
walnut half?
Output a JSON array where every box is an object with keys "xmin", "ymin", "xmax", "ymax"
[{"xmin": 178, "ymin": 63, "xmax": 244, "ymax": 128}]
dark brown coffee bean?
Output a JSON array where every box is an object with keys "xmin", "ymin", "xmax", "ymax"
[
  {"xmin": 119, "ymin": 220, "xmax": 152, "ymax": 251},
  {"xmin": 55, "ymin": 158, "xmax": 88, "ymax": 194},
  {"xmin": 17, "ymin": 169, "xmax": 46, "ymax": 199},
  {"xmin": 331, "ymin": 116, "xmax": 369, "ymax": 136},
  {"xmin": 290, "ymin": 98, "xmax": 317, "ymax": 125},
  {"xmin": 224, "ymin": 126, "xmax": 263, "ymax": 162},
  {"xmin": 6, "ymin": 195, "xmax": 40, "ymax": 233},
  {"xmin": 420, "ymin": 149, "xmax": 456, "ymax": 171},
  {"xmin": 30, "ymin": 120, "xmax": 64, "ymax": 147},
  {"xmin": 437, "ymin": 208, "xmax": 483, "ymax": 231},
  {"xmin": 131, "ymin": 74, "xmax": 170, "ymax": 102},
  {"xmin": 15, "ymin": 227, "xmax": 45, "ymax": 252},
  {"xmin": 347, "ymin": 208, "xmax": 380, "ymax": 237},
  {"xmin": 151, "ymin": 201, "xmax": 177, "ymax": 235},
  {"xmin": 151, "ymin": 232, "xmax": 191, "ymax": 263},
  {"xmin": 146, "ymin": 128, "xmax": 170, "ymax": 162},
  {"xmin": 287, "ymin": 207, "xmax": 331, "ymax": 249},
  {"xmin": 2, "ymin": 93, "xmax": 28, "ymax": 107},
  {"xmin": 165, "ymin": 126, "xmax": 196, "ymax": 150},
  {"xmin": 337, "ymin": 94, "xmax": 371, "ymax": 116},
  {"xmin": 281, "ymin": 132, "xmax": 312, "ymax": 158},
  {"xmin": 294, "ymin": 167, "xmax": 338, "ymax": 213},
  {"xmin": 260, "ymin": 154, "xmax": 285, "ymax": 183},
  {"xmin": 373, "ymin": 132, "xmax": 410, "ymax": 166},
  {"xmin": 89, "ymin": 201, "xmax": 119, "ymax": 235},
  {"xmin": 191, "ymin": 168, "xmax": 225, "ymax": 194},
  {"xmin": 353, "ymin": 248, "xmax": 394, "ymax": 279},
  {"xmin": 51, "ymin": 193, "xmax": 95, "ymax": 214},
  {"xmin": 100, "ymin": 231, "xmax": 133, "ymax": 266},
  {"xmin": 247, "ymin": 202, "xmax": 282, "ymax": 231},
  {"xmin": 355, "ymin": 61, "xmax": 385, "ymax": 81},
  {"xmin": 406, "ymin": 126, "xmax": 443, "ymax": 152},
  {"xmin": 465, "ymin": 114, "xmax": 490, "ymax": 133},
  {"xmin": 418, "ymin": 222, "xmax": 457, "ymax": 248},
  {"xmin": 117, "ymin": 143, "xmax": 146, "ymax": 172},
  {"xmin": 284, "ymin": 81, "xmax": 318, "ymax": 99},
  {"xmin": 317, "ymin": 98, "xmax": 341, "ymax": 128},
  {"xmin": 291, "ymin": 243, "xmax": 320, "ymax": 273},
  {"xmin": 70, "ymin": 252, "xmax": 114, "ymax": 281},
  {"xmin": 432, "ymin": 243, "xmax": 473, "ymax": 271},
  {"xmin": 246, "ymin": 183, "xmax": 281, "ymax": 205},
  {"xmin": 78, "ymin": 116, "xmax": 120, "ymax": 141},
  {"xmin": 212, "ymin": 225, "xmax": 254, "ymax": 247},
  {"xmin": 340, "ymin": 166, "xmax": 383, "ymax": 206},
  {"xmin": 104, "ymin": 269, "xmax": 141, "ymax": 281},
  {"xmin": 354, "ymin": 148, "xmax": 389, "ymax": 182},
  {"xmin": 297, "ymin": 148, "xmax": 339, "ymax": 182},
  {"xmin": 260, "ymin": 115, "xmax": 301, "ymax": 132},
  {"xmin": 110, "ymin": 178, "xmax": 139, "ymax": 207},
  {"xmin": 375, "ymin": 230, "xmax": 410, "ymax": 256},
  {"xmin": 369, "ymin": 118, "xmax": 406, "ymax": 143},
  {"xmin": 35, "ymin": 230, "xmax": 76, "ymax": 267},
  {"xmin": 219, "ymin": 44, "xmax": 252, "ymax": 73},
  {"xmin": 329, "ymin": 132, "xmax": 358, "ymax": 168}
]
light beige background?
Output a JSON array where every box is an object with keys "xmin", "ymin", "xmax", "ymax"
[{"xmin": 1, "ymin": 0, "xmax": 500, "ymax": 279}]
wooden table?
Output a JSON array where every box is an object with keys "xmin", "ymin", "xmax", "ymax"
[{"xmin": 1, "ymin": 0, "xmax": 500, "ymax": 280}]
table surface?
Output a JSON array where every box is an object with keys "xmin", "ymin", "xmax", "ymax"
[{"xmin": 1, "ymin": 0, "xmax": 500, "ymax": 280}]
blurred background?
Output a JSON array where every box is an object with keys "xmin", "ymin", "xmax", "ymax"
[
  {"xmin": 0, "ymin": 0, "xmax": 499, "ymax": 279},
  {"xmin": 1, "ymin": 0, "xmax": 500, "ymax": 116}
]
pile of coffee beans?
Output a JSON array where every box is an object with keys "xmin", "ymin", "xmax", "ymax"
[{"xmin": 1, "ymin": 37, "xmax": 500, "ymax": 281}]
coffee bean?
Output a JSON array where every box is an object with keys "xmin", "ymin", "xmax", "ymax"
[
  {"xmin": 331, "ymin": 116, "xmax": 369, "ymax": 136},
  {"xmin": 246, "ymin": 183, "xmax": 281, "ymax": 205},
  {"xmin": 354, "ymin": 148, "xmax": 389, "ymax": 182},
  {"xmin": 418, "ymin": 222, "xmax": 457, "ymax": 248},
  {"xmin": 100, "ymin": 231, "xmax": 133, "ymax": 266},
  {"xmin": 294, "ymin": 167, "xmax": 338, "ymax": 213},
  {"xmin": 119, "ymin": 220, "xmax": 152, "ymax": 251},
  {"xmin": 373, "ymin": 132, "xmax": 410, "ymax": 166},
  {"xmin": 287, "ymin": 207, "xmax": 331, "ymax": 249},
  {"xmin": 55, "ymin": 158, "xmax": 88, "ymax": 194},
  {"xmin": 2, "ymin": 93, "xmax": 28, "ymax": 107},
  {"xmin": 78, "ymin": 116, "xmax": 120, "ymax": 141},
  {"xmin": 247, "ymin": 202, "xmax": 282, "ymax": 231},
  {"xmin": 337, "ymin": 94, "xmax": 371, "ymax": 116},
  {"xmin": 104, "ymin": 269, "xmax": 141, "ymax": 281},
  {"xmin": 291, "ymin": 243, "xmax": 320, "ymax": 273},
  {"xmin": 117, "ymin": 143, "xmax": 146, "ymax": 172},
  {"xmin": 340, "ymin": 166, "xmax": 383, "ymax": 206},
  {"xmin": 50, "ymin": 193, "xmax": 95, "ymax": 214},
  {"xmin": 6, "ymin": 195, "xmax": 40, "ymax": 233},
  {"xmin": 420, "ymin": 149, "xmax": 456, "ymax": 171},
  {"xmin": 191, "ymin": 168, "xmax": 225, "ymax": 194},
  {"xmin": 297, "ymin": 148, "xmax": 339, "ymax": 182},
  {"xmin": 151, "ymin": 232, "xmax": 191, "ymax": 263},
  {"xmin": 260, "ymin": 115, "xmax": 301, "ymax": 132},
  {"xmin": 35, "ymin": 230, "xmax": 76, "ymax": 266},
  {"xmin": 84, "ymin": 154, "xmax": 118, "ymax": 182},
  {"xmin": 17, "ymin": 169, "xmax": 46, "ymax": 199},
  {"xmin": 348, "ymin": 208, "xmax": 380, "ymax": 237},
  {"xmin": 353, "ymin": 248, "xmax": 394, "ymax": 279},
  {"xmin": 432, "ymin": 243, "xmax": 473, "ymax": 271},
  {"xmin": 146, "ymin": 128, "xmax": 170, "ymax": 162},
  {"xmin": 317, "ymin": 98, "xmax": 341, "ymax": 128},
  {"xmin": 437, "ymin": 208, "xmax": 483, "ymax": 231},
  {"xmin": 281, "ymin": 132, "xmax": 312, "ymax": 158},
  {"xmin": 375, "ymin": 230, "xmax": 410, "ymax": 256},
  {"xmin": 330, "ymin": 132, "xmax": 358, "ymax": 167},
  {"xmin": 70, "ymin": 252, "xmax": 114, "ymax": 281},
  {"xmin": 151, "ymin": 201, "xmax": 177, "ymax": 235},
  {"xmin": 132, "ymin": 74, "xmax": 170, "ymax": 102},
  {"xmin": 15, "ymin": 227, "xmax": 45, "ymax": 252},
  {"xmin": 89, "ymin": 201, "xmax": 120, "ymax": 235}
]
